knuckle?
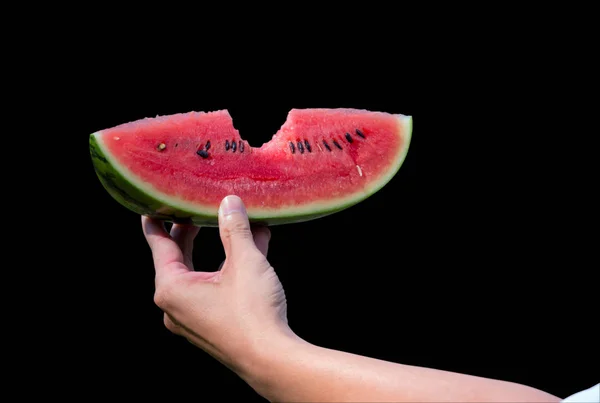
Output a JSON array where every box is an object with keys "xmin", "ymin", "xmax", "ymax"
[
  {"xmin": 252, "ymin": 225, "xmax": 271, "ymax": 239},
  {"xmin": 226, "ymin": 218, "xmax": 252, "ymax": 239},
  {"xmin": 163, "ymin": 315, "xmax": 180, "ymax": 334},
  {"xmin": 153, "ymin": 288, "xmax": 170, "ymax": 310},
  {"xmin": 240, "ymin": 249, "xmax": 270, "ymax": 267},
  {"xmin": 153, "ymin": 279, "xmax": 179, "ymax": 310}
]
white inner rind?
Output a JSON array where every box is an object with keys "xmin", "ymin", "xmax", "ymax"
[{"xmin": 93, "ymin": 114, "xmax": 413, "ymax": 218}]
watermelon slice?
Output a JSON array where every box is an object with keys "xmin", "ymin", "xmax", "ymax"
[{"xmin": 90, "ymin": 108, "xmax": 412, "ymax": 226}]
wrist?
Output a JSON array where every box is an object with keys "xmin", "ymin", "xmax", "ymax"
[{"xmin": 235, "ymin": 325, "xmax": 308, "ymax": 397}]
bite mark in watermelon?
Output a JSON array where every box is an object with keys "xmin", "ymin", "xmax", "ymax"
[{"xmin": 90, "ymin": 108, "xmax": 412, "ymax": 226}]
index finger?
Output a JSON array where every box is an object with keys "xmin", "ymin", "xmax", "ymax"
[{"xmin": 141, "ymin": 216, "xmax": 191, "ymax": 283}]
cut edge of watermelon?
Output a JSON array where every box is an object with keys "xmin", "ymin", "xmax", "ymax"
[
  {"xmin": 364, "ymin": 114, "xmax": 412, "ymax": 196},
  {"xmin": 90, "ymin": 114, "xmax": 412, "ymax": 225}
]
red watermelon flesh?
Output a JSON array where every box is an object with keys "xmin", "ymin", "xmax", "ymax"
[{"xmin": 90, "ymin": 108, "xmax": 412, "ymax": 226}]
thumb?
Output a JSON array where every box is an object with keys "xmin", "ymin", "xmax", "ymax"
[{"xmin": 218, "ymin": 195, "xmax": 258, "ymax": 259}]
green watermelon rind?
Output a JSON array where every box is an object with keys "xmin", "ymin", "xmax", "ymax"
[{"xmin": 89, "ymin": 114, "xmax": 412, "ymax": 227}]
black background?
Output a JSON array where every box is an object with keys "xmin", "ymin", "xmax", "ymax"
[{"xmin": 44, "ymin": 36, "xmax": 597, "ymax": 401}]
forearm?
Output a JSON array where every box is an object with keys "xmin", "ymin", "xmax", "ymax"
[{"xmin": 239, "ymin": 334, "xmax": 561, "ymax": 403}]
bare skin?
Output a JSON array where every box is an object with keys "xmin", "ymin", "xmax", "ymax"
[{"xmin": 142, "ymin": 195, "xmax": 561, "ymax": 403}]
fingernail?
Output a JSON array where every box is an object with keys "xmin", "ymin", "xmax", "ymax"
[{"xmin": 220, "ymin": 195, "xmax": 245, "ymax": 217}]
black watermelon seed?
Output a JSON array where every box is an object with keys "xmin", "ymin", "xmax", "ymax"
[
  {"xmin": 239, "ymin": 141, "xmax": 244, "ymax": 152},
  {"xmin": 205, "ymin": 140, "xmax": 211, "ymax": 150},
  {"xmin": 333, "ymin": 139, "xmax": 342, "ymax": 150},
  {"xmin": 197, "ymin": 149, "xmax": 209, "ymax": 159},
  {"xmin": 355, "ymin": 129, "xmax": 365, "ymax": 138},
  {"xmin": 297, "ymin": 141, "xmax": 304, "ymax": 153},
  {"xmin": 345, "ymin": 133, "xmax": 353, "ymax": 143},
  {"xmin": 304, "ymin": 139, "xmax": 311, "ymax": 152},
  {"xmin": 289, "ymin": 141, "xmax": 295, "ymax": 153},
  {"xmin": 231, "ymin": 140, "xmax": 237, "ymax": 152},
  {"xmin": 225, "ymin": 140, "xmax": 230, "ymax": 151},
  {"xmin": 323, "ymin": 140, "xmax": 332, "ymax": 151}
]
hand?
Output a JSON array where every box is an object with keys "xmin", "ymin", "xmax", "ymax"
[
  {"xmin": 141, "ymin": 195, "xmax": 291, "ymax": 373},
  {"xmin": 141, "ymin": 197, "xmax": 562, "ymax": 403}
]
